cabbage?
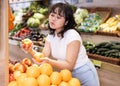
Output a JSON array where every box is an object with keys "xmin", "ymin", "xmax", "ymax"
[
  {"xmin": 75, "ymin": 8, "xmax": 88, "ymax": 18},
  {"xmin": 74, "ymin": 8, "xmax": 88, "ymax": 25},
  {"xmin": 33, "ymin": 13, "xmax": 45, "ymax": 20},
  {"xmin": 74, "ymin": 14, "xmax": 83, "ymax": 25},
  {"xmin": 27, "ymin": 17, "xmax": 40, "ymax": 28},
  {"xmin": 39, "ymin": 8, "xmax": 48, "ymax": 14}
]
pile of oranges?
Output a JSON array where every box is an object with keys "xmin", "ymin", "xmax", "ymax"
[{"xmin": 8, "ymin": 58, "xmax": 81, "ymax": 86}]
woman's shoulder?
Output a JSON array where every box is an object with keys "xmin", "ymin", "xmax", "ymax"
[
  {"xmin": 64, "ymin": 29, "xmax": 82, "ymax": 44},
  {"xmin": 65, "ymin": 29, "xmax": 80, "ymax": 36}
]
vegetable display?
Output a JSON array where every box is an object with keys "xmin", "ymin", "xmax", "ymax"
[{"xmin": 87, "ymin": 41, "xmax": 120, "ymax": 58}]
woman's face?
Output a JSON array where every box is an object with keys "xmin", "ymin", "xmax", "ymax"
[{"xmin": 49, "ymin": 8, "xmax": 66, "ymax": 33}]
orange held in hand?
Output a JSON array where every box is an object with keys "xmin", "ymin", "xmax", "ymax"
[
  {"xmin": 22, "ymin": 38, "xmax": 32, "ymax": 45},
  {"xmin": 22, "ymin": 38, "xmax": 32, "ymax": 51},
  {"xmin": 33, "ymin": 52, "xmax": 44, "ymax": 62}
]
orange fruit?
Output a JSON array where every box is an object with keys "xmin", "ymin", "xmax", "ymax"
[
  {"xmin": 21, "ymin": 58, "xmax": 32, "ymax": 67},
  {"xmin": 33, "ymin": 52, "xmax": 44, "ymax": 62},
  {"xmin": 50, "ymin": 71, "xmax": 62, "ymax": 85},
  {"xmin": 17, "ymin": 73, "xmax": 27, "ymax": 86},
  {"xmin": 50, "ymin": 85, "xmax": 57, "ymax": 86},
  {"xmin": 23, "ymin": 77, "xmax": 38, "ymax": 86},
  {"xmin": 26, "ymin": 65, "xmax": 40, "ymax": 78},
  {"xmin": 37, "ymin": 74, "xmax": 51, "ymax": 86},
  {"xmin": 13, "ymin": 70, "xmax": 22, "ymax": 80},
  {"xmin": 59, "ymin": 81, "xmax": 70, "ymax": 86},
  {"xmin": 9, "ymin": 63, "xmax": 15, "ymax": 73},
  {"xmin": 68, "ymin": 78, "xmax": 81, "ymax": 86},
  {"xmin": 39, "ymin": 63, "xmax": 53, "ymax": 76},
  {"xmin": 60, "ymin": 69, "xmax": 72, "ymax": 82},
  {"xmin": 22, "ymin": 38, "xmax": 32, "ymax": 45},
  {"xmin": 8, "ymin": 81, "xmax": 17, "ymax": 86},
  {"xmin": 14, "ymin": 63, "xmax": 27, "ymax": 73}
]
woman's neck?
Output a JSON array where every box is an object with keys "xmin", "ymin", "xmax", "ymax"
[
  {"xmin": 55, "ymin": 28, "xmax": 62, "ymax": 37},
  {"xmin": 56, "ymin": 29, "xmax": 61, "ymax": 33}
]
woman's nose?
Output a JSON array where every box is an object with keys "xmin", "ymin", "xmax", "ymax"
[{"xmin": 52, "ymin": 16, "xmax": 57, "ymax": 21}]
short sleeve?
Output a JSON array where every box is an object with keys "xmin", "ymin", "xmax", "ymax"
[
  {"xmin": 65, "ymin": 29, "xmax": 82, "ymax": 44},
  {"xmin": 46, "ymin": 34, "xmax": 52, "ymax": 42}
]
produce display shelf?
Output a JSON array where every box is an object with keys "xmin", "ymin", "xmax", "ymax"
[
  {"xmin": 79, "ymin": 31, "xmax": 120, "ymax": 37},
  {"xmin": 87, "ymin": 53, "xmax": 120, "ymax": 66},
  {"xmin": 97, "ymin": 30, "xmax": 120, "ymax": 37},
  {"xmin": 9, "ymin": 0, "xmax": 41, "ymax": 4},
  {"xmin": 9, "ymin": 36, "xmax": 22, "ymax": 41},
  {"xmin": 81, "ymin": 7, "xmax": 112, "ymax": 23}
]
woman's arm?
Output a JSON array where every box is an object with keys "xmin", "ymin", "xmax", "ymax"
[
  {"xmin": 41, "ymin": 40, "xmax": 80, "ymax": 71},
  {"xmin": 42, "ymin": 40, "xmax": 51, "ymax": 57}
]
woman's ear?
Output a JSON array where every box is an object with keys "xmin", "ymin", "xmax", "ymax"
[{"xmin": 65, "ymin": 21, "xmax": 68, "ymax": 25}]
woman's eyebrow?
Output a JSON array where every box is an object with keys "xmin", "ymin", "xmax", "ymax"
[{"xmin": 51, "ymin": 11, "xmax": 63, "ymax": 16}]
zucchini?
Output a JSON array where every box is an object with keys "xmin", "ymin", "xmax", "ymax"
[
  {"xmin": 110, "ymin": 41, "xmax": 120, "ymax": 45},
  {"xmin": 96, "ymin": 48, "xmax": 109, "ymax": 55},
  {"xmin": 103, "ymin": 42, "xmax": 115, "ymax": 48},
  {"xmin": 97, "ymin": 48, "xmax": 109, "ymax": 52},
  {"xmin": 88, "ymin": 47, "xmax": 98, "ymax": 54},
  {"xmin": 110, "ymin": 45, "xmax": 120, "ymax": 50},
  {"xmin": 108, "ymin": 52, "xmax": 120, "ymax": 58},
  {"xmin": 95, "ymin": 42, "xmax": 109, "ymax": 48},
  {"xmin": 104, "ymin": 49, "xmax": 119, "ymax": 55}
]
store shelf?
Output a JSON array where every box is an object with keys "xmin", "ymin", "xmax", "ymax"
[
  {"xmin": 80, "ymin": 7, "xmax": 112, "ymax": 23},
  {"xmin": 9, "ymin": 0, "xmax": 41, "ymax": 4},
  {"xmin": 79, "ymin": 30, "xmax": 120, "ymax": 37},
  {"xmin": 96, "ymin": 30, "xmax": 120, "ymax": 37},
  {"xmin": 88, "ymin": 53, "xmax": 120, "ymax": 66},
  {"xmin": 81, "ymin": 32, "xmax": 120, "ymax": 66},
  {"xmin": 80, "ymin": 33, "xmax": 120, "ymax": 45}
]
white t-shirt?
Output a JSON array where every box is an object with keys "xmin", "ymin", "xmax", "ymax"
[{"xmin": 46, "ymin": 29, "xmax": 88, "ymax": 69}]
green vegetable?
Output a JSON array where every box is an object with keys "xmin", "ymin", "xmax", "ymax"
[
  {"xmin": 74, "ymin": 8, "xmax": 88, "ymax": 25},
  {"xmin": 27, "ymin": 17, "xmax": 40, "ymax": 28},
  {"xmin": 110, "ymin": 45, "xmax": 120, "ymax": 50},
  {"xmin": 38, "ymin": 8, "xmax": 48, "ymax": 14},
  {"xmin": 9, "ymin": 23, "xmax": 22, "ymax": 36},
  {"xmin": 33, "ymin": 13, "xmax": 45, "ymax": 20},
  {"xmin": 74, "ymin": 14, "xmax": 83, "ymax": 25}
]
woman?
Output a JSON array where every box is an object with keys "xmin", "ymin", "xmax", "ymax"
[{"xmin": 23, "ymin": 3, "xmax": 100, "ymax": 86}]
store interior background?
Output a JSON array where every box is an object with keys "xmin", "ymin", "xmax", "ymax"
[
  {"xmin": 0, "ymin": 0, "xmax": 120, "ymax": 86},
  {"xmin": 9, "ymin": 0, "xmax": 120, "ymax": 86}
]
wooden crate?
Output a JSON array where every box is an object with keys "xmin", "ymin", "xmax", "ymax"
[{"xmin": 87, "ymin": 53, "xmax": 120, "ymax": 65}]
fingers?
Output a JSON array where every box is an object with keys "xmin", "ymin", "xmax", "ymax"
[
  {"xmin": 32, "ymin": 57, "xmax": 50, "ymax": 65},
  {"xmin": 32, "ymin": 58, "xmax": 41, "ymax": 65},
  {"xmin": 21, "ymin": 42, "xmax": 33, "ymax": 52},
  {"xmin": 40, "ymin": 57, "xmax": 49, "ymax": 63}
]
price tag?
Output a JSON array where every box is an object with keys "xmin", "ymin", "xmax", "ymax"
[{"xmin": 92, "ymin": 60, "xmax": 102, "ymax": 68}]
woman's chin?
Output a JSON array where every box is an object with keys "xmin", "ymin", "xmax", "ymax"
[{"xmin": 50, "ymin": 25, "xmax": 55, "ymax": 29}]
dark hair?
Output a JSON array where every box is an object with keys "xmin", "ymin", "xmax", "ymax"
[{"xmin": 48, "ymin": 3, "xmax": 77, "ymax": 37}]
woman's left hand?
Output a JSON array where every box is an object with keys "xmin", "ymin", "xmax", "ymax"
[
  {"xmin": 40, "ymin": 57, "xmax": 50, "ymax": 63},
  {"xmin": 32, "ymin": 57, "xmax": 50, "ymax": 65}
]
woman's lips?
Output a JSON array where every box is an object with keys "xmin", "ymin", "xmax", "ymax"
[{"xmin": 50, "ymin": 22, "xmax": 55, "ymax": 26}]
